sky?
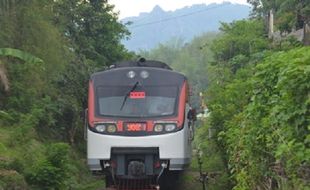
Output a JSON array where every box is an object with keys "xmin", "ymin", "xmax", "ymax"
[{"xmin": 108, "ymin": 0, "xmax": 249, "ymax": 19}]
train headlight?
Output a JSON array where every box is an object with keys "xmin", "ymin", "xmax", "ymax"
[
  {"xmin": 95, "ymin": 124, "xmax": 106, "ymax": 133},
  {"xmin": 107, "ymin": 124, "xmax": 117, "ymax": 133},
  {"xmin": 154, "ymin": 124, "xmax": 164, "ymax": 132},
  {"xmin": 165, "ymin": 124, "xmax": 176, "ymax": 132},
  {"xmin": 127, "ymin": 71, "xmax": 136, "ymax": 78},
  {"xmin": 140, "ymin": 71, "xmax": 149, "ymax": 79}
]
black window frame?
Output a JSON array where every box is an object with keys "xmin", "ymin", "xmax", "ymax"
[{"xmin": 94, "ymin": 85, "xmax": 180, "ymax": 119}]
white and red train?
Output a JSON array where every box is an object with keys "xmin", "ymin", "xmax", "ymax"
[{"xmin": 86, "ymin": 59, "xmax": 195, "ymax": 189}]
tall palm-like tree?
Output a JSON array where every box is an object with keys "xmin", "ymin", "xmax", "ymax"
[{"xmin": 0, "ymin": 48, "xmax": 43, "ymax": 92}]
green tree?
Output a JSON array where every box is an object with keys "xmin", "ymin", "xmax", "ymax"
[
  {"xmin": 247, "ymin": 0, "xmax": 310, "ymax": 32},
  {"xmin": 210, "ymin": 20, "xmax": 268, "ymax": 75},
  {"xmin": 53, "ymin": 0, "xmax": 132, "ymax": 66},
  {"xmin": 211, "ymin": 20, "xmax": 268, "ymax": 62},
  {"xmin": 50, "ymin": 0, "xmax": 133, "ymax": 144}
]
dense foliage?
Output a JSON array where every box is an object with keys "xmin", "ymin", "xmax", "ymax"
[
  {"xmin": 206, "ymin": 18, "xmax": 309, "ymax": 189},
  {"xmin": 210, "ymin": 47, "xmax": 310, "ymax": 189},
  {"xmin": 247, "ymin": 0, "xmax": 310, "ymax": 33},
  {"xmin": 0, "ymin": 0, "xmax": 132, "ymax": 189},
  {"xmin": 143, "ymin": 17, "xmax": 309, "ymax": 189},
  {"xmin": 1, "ymin": 0, "xmax": 309, "ymax": 189}
]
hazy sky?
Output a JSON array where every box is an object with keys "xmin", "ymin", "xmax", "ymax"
[{"xmin": 109, "ymin": 0, "xmax": 249, "ymax": 19}]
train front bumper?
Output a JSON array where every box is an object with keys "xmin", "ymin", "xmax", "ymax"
[{"xmin": 87, "ymin": 128, "xmax": 191, "ymax": 171}]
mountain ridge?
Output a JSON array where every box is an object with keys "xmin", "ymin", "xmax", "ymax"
[{"xmin": 121, "ymin": 2, "xmax": 251, "ymax": 51}]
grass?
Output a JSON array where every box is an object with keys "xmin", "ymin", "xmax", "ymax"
[
  {"xmin": 0, "ymin": 124, "xmax": 105, "ymax": 190},
  {"xmin": 189, "ymin": 121, "xmax": 232, "ymax": 190},
  {"xmin": 0, "ymin": 119, "xmax": 231, "ymax": 190}
]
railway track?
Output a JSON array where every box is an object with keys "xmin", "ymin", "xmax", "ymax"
[
  {"xmin": 100, "ymin": 170, "xmax": 182, "ymax": 190},
  {"xmin": 105, "ymin": 178, "xmax": 160, "ymax": 190}
]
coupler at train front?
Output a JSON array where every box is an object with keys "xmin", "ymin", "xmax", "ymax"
[{"xmin": 101, "ymin": 147, "xmax": 172, "ymax": 189}]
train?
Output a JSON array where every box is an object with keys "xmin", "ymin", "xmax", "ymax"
[{"xmin": 85, "ymin": 59, "xmax": 195, "ymax": 189}]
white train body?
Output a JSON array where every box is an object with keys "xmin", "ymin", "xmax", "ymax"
[{"xmin": 86, "ymin": 60, "xmax": 194, "ymax": 184}]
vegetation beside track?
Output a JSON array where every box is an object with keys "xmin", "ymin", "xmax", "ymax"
[
  {"xmin": 0, "ymin": 0, "xmax": 130, "ymax": 189},
  {"xmin": 142, "ymin": 18, "xmax": 309, "ymax": 190},
  {"xmin": 1, "ymin": 0, "xmax": 309, "ymax": 189}
]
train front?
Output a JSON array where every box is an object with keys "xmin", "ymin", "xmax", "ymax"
[{"xmin": 86, "ymin": 61, "xmax": 192, "ymax": 187}]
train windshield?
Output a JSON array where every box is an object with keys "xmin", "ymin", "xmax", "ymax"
[{"xmin": 96, "ymin": 85, "xmax": 178, "ymax": 117}]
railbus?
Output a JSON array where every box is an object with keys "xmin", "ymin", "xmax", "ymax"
[{"xmin": 86, "ymin": 59, "xmax": 195, "ymax": 190}]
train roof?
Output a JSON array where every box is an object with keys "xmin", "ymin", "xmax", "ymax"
[
  {"xmin": 91, "ymin": 59, "xmax": 186, "ymax": 86},
  {"xmin": 109, "ymin": 58, "xmax": 172, "ymax": 70}
]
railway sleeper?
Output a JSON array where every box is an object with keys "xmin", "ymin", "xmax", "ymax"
[{"xmin": 108, "ymin": 178, "xmax": 160, "ymax": 190}]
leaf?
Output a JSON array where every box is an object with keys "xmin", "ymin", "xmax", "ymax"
[{"xmin": 0, "ymin": 48, "xmax": 44, "ymax": 64}]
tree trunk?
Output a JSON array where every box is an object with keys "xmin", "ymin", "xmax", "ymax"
[
  {"xmin": 0, "ymin": 61, "xmax": 9, "ymax": 92},
  {"xmin": 268, "ymin": 9, "xmax": 274, "ymax": 39},
  {"xmin": 304, "ymin": 22, "xmax": 310, "ymax": 46}
]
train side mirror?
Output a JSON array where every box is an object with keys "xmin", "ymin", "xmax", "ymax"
[{"xmin": 187, "ymin": 108, "xmax": 197, "ymax": 121}]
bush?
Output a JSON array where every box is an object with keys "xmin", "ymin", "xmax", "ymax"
[
  {"xmin": 213, "ymin": 47, "xmax": 310, "ymax": 189},
  {"xmin": 0, "ymin": 170, "xmax": 28, "ymax": 190},
  {"xmin": 26, "ymin": 143, "xmax": 70, "ymax": 190}
]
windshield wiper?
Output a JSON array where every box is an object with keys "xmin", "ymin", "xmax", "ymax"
[{"xmin": 120, "ymin": 81, "xmax": 139, "ymax": 110}]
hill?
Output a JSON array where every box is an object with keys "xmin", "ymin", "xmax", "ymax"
[{"xmin": 121, "ymin": 2, "xmax": 251, "ymax": 51}]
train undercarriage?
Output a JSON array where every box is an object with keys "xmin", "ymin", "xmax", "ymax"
[{"xmin": 99, "ymin": 148, "xmax": 181, "ymax": 190}]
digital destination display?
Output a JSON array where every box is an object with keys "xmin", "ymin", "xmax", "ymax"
[
  {"xmin": 126, "ymin": 123, "xmax": 147, "ymax": 131},
  {"xmin": 129, "ymin": 91, "xmax": 146, "ymax": 99}
]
